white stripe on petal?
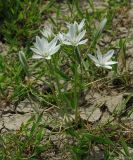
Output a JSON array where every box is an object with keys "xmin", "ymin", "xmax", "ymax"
[
  {"xmin": 104, "ymin": 65, "xmax": 112, "ymax": 69},
  {"xmin": 77, "ymin": 39, "xmax": 88, "ymax": 45},
  {"xmin": 88, "ymin": 54, "xmax": 99, "ymax": 64},
  {"xmin": 103, "ymin": 50, "xmax": 114, "ymax": 62},
  {"xmin": 63, "ymin": 41, "xmax": 72, "ymax": 45},
  {"xmin": 96, "ymin": 50, "xmax": 103, "ymax": 63},
  {"xmin": 50, "ymin": 45, "xmax": 60, "ymax": 56},
  {"xmin": 78, "ymin": 19, "xmax": 85, "ymax": 31},
  {"xmin": 104, "ymin": 61, "xmax": 118, "ymax": 65},
  {"xmin": 45, "ymin": 56, "xmax": 51, "ymax": 60},
  {"xmin": 32, "ymin": 54, "xmax": 43, "ymax": 59},
  {"xmin": 76, "ymin": 30, "xmax": 86, "ymax": 42}
]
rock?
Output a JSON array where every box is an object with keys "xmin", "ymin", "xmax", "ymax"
[
  {"xmin": 3, "ymin": 113, "xmax": 32, "ymax": 131},
  {"xmin": 88, "ymin": 108, "xmax": 101, "ymax": 122},
  {"xmin": 100, "ymin": 112, "xmax": 111, "ymax": 124},
  {"xmin": 80, "ymin": 107, "xmax": 101, "ymax": 122},
  {"xmin": 0, "ymin": 120, "xmax": 3, "ymax": 131},
  {"xmin": 106, "ymin": 94, "xmax": 124, "ymax": 113},
  {"xmin": 17, "ymin": 99, "xmax": 35, "ymax": 113},
  {"xmin": 128, "ymin": 8, "xmax": 133, "ymax": 21},
  {"xmin": 126, "ymin": 57, "xmax": 133, "ymax": 71}
]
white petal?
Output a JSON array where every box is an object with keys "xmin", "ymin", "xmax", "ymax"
[
  {"xmin": 32, "ymin": 54, "xmax": 43, "ymax": 59},
  {"xmin": 36, "ymin": 36, "xmax": 48, "ymax": 52},
  {"xmin": 49, "ymin": 37, "xmax": 58, "ymax": 48},
  {"xmin": 104, "ymin": 65, "xmax": 112, "ymax": 69},
  {"xmin": 96, "ymin": 50, "xmax": 103, "ymax": 63},
  {"xmin": 36, "ymin": 36, "xmax": 44, "ymax": 51},
  {"xmin": 74, "ymin": 23, "xmax": 78, "ymax": 34},
  {"xmin": 88, "ymin": 54, "xmax": 99, "ymax": 64},
  {"xmin": 103, "ymin": 50, "xmax": 114, "ymax": 62},
  {"xmin": 64, "ymin": 34, "xmax": 71, "ymax": 42},
  {"xmin": 45, "ymin": 56, "xmax": 51, "ymax": 60},
  {"xmin": 95, "ymin": 63, "xmax": 101, "ymax": 67},
  {"xmin": 76, "ymin": 30, "xmax": 86, "ymax": 42},
  {"xmin": 69, "ymin": 25, "xmax": 75, "ymax": 39},
  {"xmin": 31, "ymin": 47, "xmax": 42, "ymax": 56},
  {"xmin": 77, "ymin": 39, "xmax": 88, "ymax": 45},
  {"xmin": 63, "ymin": 41, "xmax": 72, "ymax": 45},
  {"xmin": 104, "ymin": 61, "xmax": 118, "ymax": 65},
  {"xmin": 78, "ymin": 19, "xmax": 85, "ymax": 31},
  {"xmin": 41, "ymin": 26, "xmax": 54, "ymax": 39},
  {"xmin": 49, "ymin": 45, "xmax": 60, "ymax": 55}
]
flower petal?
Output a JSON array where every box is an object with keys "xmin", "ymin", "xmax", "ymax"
[
  {"xmin": 104, "ymin": 65, "xmax": 112, "ymax": 69},
  {"xmin": 49, "ymin": 37, "xmax": 58, "ymax": 48},
  {"xmin": 32, "ymin": 54, "xmax": 43, "ymax": 59},
  {"xmin": 88, "ymin": 54, "xmax": 99, "ymax": 64},
  {"xmin": 77, "ymin": 39, "xmax": 88, "ymax": 45},
  {"xmin": 45, "ymin": 56, "xmax": 51, "ymax": 60},
  {"xmin": 78, "ymin": 19, "xmax": 85, "ymax": 31},
  {"xmin": 63, "ymin": 41, "xmax": 72, "ymax": 45},
  {"xmin": 49, "ymin": 44, "xmax": 60, "ymax": 56},
  {"xmin": 76, "ymin": 30, "xmax": 86, "ymax": 42},
  {"xmin": 104, "ymin": 61, "xmax": 118, "ymax": 65},
  {"xmin": 96, "ymin": 50, "xmax": 103, "ymax": 63},
  {"xmin": 30, "ymin": 47, "xmax": 42, "ymax": 56},
  {"xmin": 103, "ymin": 50, "xmax": 114, "ymax": 62}
]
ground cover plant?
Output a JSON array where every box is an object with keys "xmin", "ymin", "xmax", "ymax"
[{"xmin": 0, "ymin": 0, "xmax": 133, "ymax": 159}]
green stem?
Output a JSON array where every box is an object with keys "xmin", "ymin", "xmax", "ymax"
[
  {"xmin": 73, "ymin": 47, "xmax": 83, "ymax": 123},
  {"xmin": 46, "ymin": 59, "xmax": 61, "ymax": 107}
]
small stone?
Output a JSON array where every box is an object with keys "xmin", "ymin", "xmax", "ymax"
[
  {"xmin": 17, "ymin": 99, "xmax": 35, "ymax": 113},
  {"xmin": 126, "ymin": 57, "xmax": 133, "ymax": 71},
  {"xmin": 100, "ymin": 112, "xmax": 112, "ymax": 124},
  {"xmin": 88, "ymin": 108, "xmax": 101, "ymax": 122},
  {"xmin": 106, "ymin": 94, "xmax": 123, "ymax": 113},
  {"xmin": 80, "ymin": 106, "xmax": 101, "ymax": 122},
  {"xmin": 3, "ymin": 113, "xmax": 32, "ymax": 131},
  {"xmin": 128, "ymin": 8, "xmax": 133, "ymax": 20}
]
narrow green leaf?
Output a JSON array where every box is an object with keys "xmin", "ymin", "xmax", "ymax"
[
  {"xmin": 91, "ymin": 18, "xmax": 107, "ymax": 48},
  {"xmin": 18, "ymin": 51, "xmax": 29, "ymax": 75},
  {"xmin": 120, "ymin": 139, "xmax": 131, "ymax": 159}
]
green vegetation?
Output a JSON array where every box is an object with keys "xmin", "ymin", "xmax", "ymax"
[{"xmin": 0, "ymin": 0, "xmax": 133, "ymax": 159}]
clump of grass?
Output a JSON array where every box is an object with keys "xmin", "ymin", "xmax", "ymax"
[
  {"xmin": 0, "ymin": 0, "xmax": 56, "ymax": 47},
  {"xmin": 0, "ymin": 114, "xmax": 49, "ymax": 159}
]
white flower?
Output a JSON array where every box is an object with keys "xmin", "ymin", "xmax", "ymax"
[
  {"xmin": 88, "ymin": 49, "xmax": 118, "ymax": 69},
  {"xmin": 60, "ymin": 19, "xmax": 87, "ymax": 46},
  {"xmin": 66, "ymin": 19, "xmax": 85, "ymax": 32},
  {"xmin": 40, "ymin": 26, "xmax": 54, "ymax": 39},
  {"xmin": 31, "ymin": 36, "xmax": 60, "ymax": 60}
]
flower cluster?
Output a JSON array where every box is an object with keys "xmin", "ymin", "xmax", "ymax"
[{"xmin": 30, "ymin": 19, "xmax": 117, "ymax": 69}]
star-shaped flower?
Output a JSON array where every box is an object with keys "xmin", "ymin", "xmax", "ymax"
[
  {"xmin": 58, "ymin": 19, "xmax": 87, "ymax": 46},
  {"xmin": 40, "ymin": 26, "xmax": 54, "ymax": 39},
  {"xmin": 88, "ymin": 49, "xmax": 118, "ymax": 69},
  {"xmin": 66, "ymin": 19, "xmax": 85, "ymax": 32},
  {"xmin": 31, "ymin": 36, "xmax": 60, "ymax": 60}
]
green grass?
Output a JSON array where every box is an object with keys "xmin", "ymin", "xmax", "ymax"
[{"xmin": 0, "ymin": 0, "xmax": 133, "ymax": 159}]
